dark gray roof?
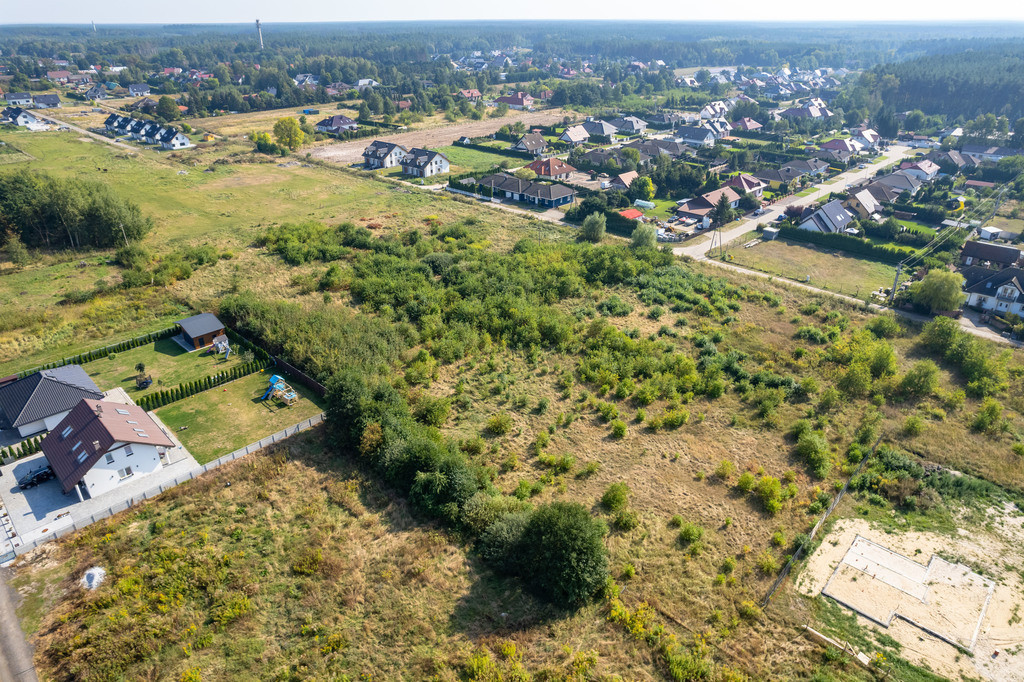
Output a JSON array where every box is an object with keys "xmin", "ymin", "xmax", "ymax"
[
  {"xmin": 176, "ymin": 313, "xmax": 224, "ymax": 338},
  {"xmin": 402, "ymin": 148, "xmax": 448, "ymax": 168},
  {"xmin": 964, "ymin": 267, "xmax": 1024, "ymax": 295},
  {"xmin": 5, "ymin": 93, "xmax": 31, "ymax": 100},
  {"xmin": 961, "ymin": 240, "xmax": 1021, "ymax": 266},
  {"xmin": 363, "ymin": 140, "xmax": 407, "ymax": 159},
  {"xmin": 33, "ymin": 94, "xmax": 61, "ymax": 105},
  {"xmin": 0, "ymin": 366, "xmax": 102, "ymax": 429},
  {"xmin": 515, "ymin": 133, "xmax": 547, "ymax": 152},
  {"xmin": 582, "ymin": 119, "xmax": 617, "ymax": 136}
]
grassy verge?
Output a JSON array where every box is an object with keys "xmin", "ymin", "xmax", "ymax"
[{"xmin": 155, "ymin": 370, "xmax": 323, "ymax": 463}]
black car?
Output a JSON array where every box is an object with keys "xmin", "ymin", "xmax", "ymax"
[{"xmin": 17, "ymin": 465, "xmax": 55, "ymax": 490}]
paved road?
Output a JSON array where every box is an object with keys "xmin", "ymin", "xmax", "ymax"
[
  {"xmin": 0, "ymin": 569, "xmax": 37, "ymax": 682},
  {"xmin": 673, "ymin": 145, "xmax": 916, "ymax": 259},
  {"xmin": 29, "ymin": 109, "xmax": 136, "ymax": 153}
]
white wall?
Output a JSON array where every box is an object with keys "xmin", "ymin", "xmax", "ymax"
[{"xmin": 81, "ymin": 442, "xmax": 163, "ymax": 498}]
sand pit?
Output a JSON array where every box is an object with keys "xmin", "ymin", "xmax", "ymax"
[
  {"xmin": 798, "ymin": 515, "xmax": 1024, "ymax": 681},
  {"xmin": 822, "ymin": 535, "xmax": 994, "ymax": 651}
]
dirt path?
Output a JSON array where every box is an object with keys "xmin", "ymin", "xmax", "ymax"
[
  {"xmin": 29, "ymin": 110, "xmax": 136, "ymax": 153},
  {"xmin": 310, "ymin": 109, "xmax": 571, "ymax": 165}
]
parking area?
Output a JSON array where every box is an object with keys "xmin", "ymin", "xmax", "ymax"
[{"xmin": 0, "ymin": 412, "xmax": 198, "ymax": 560}]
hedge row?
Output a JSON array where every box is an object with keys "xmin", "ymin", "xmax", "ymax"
[
  {"xmin": 776, "ymin": 225, "xmax": 914, "ymax": 264},
  {"xmin": 0, "ymin": 435, "xmax": 44, "ymax": 462},
  {"xmin": 454, "ymin": 140, "xmax": 534, "ymax": 161},
  {"xmin": 136, "ymin": 359, "xmax": 271, "ymax": 411},
  {"xmin": 17, "ymin": 327, "xmax": 178, "ymax": 378}
]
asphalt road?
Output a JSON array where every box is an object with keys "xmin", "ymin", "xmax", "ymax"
[{"xmin": 673, "ymin": 144, "xmax": 916, "ymax": 259}]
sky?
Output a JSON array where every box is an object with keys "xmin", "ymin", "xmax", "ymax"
[{"xmin": 4, "ymin": 0, "xmax": 1024, "ymax": 24}]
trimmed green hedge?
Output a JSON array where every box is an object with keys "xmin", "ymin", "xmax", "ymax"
[
  {"xmin": 777, "ymin": 225, "xmax": 914, "ymax": 264},
  {"xmin": 136, "ymin": 359, "xmax": 271, "ymax": 410}
]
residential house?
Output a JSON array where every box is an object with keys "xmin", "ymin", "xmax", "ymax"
[
  {"xmin": 963, "ymin": 267, "xmax": 1024, "ymax": 317},
  {"xmin": 4, "ymin": 92, "xmax": 33, "ymax": 107},
  {"xmin": 495, "ymin": 92, "xmax": 534, "ymax": 110},
  {"xmin": 676, "ymin": 187, "xmax": 741, "ymax": 221},
  {"xmin": 477, "ymin": 173, "xmax": 575, "ymax": 207},
  {"xmin": 456, "ymin": 89, "xmax": 482, "ymax": 101},
  {"xmin": 401, "ymin": 148, "xmax": 451, "ymax": 178},
  {"xmin": 753, "ymin": 167, "xmax": 806, "ymax": 189},
  {"xmin": 675, "ymin": 125, "xmax": 716, "ymax": 148},
  {"xmin": 0, "ymin": 366, "xmax": 103, "ymax": 438},
  {"xmin": 511, "ymin": 132, "xmax": 548, "ymax": 157},
  {"xmin": 559, "ymin": 125, "xmax": 590, "ymax": 146},
  {"xmin": 293, "ymin": 74, "xmax": 319, "ymax": 87},
  {"xmin": 863, "ymin": 181, "xmax": 903, "ymax": 205},
  {"xmin": 158, "ymin": 127, "xmax": 191, "ymax": 150},
  {"xmin": 898, "ymin": 133, "xmax": 939, "ymax": 149},
  {"xmin": 648, "ymin": 112, "xmax": 691, "ymax": 127},
  {"xmin": 700, "ymin": 101, "xmax": 730, "ymax": 119},
  {"xmin": 965, "ymin": 179, "xmax": 996, "ymax": 191},
  {"xmin": 798, "ymin": 199, "xmax": 855, "ymax": 234},
  {"xmin": 162, "ymin": 67, "xmax": 183, "ymax": 76},
  {"xmin": 960, "ymin": 241, "xmax": 1022, "ymax": 269},
  {"xmin": 609, "ymin": 171, "xmax": 639, "ymax": 191},
  {"xmin": 41, "ymin": 399, "xmax": 175, "ymax": 499},
  {"xmin": 526, "ymin": 157, "xmax": 576, "ymax": 180},
  {"xmin": 143, "ymin": 122, "xmax": 166, "ymax": 145},
  {"xmin": 67, "ymin": 73, "xmax": 92, "ymax": 85},
  {"xmin": 852, "ymin": 128, "xmax": 881, "ymax": 149},
  {"xmin": 725, "ymin": 173, "xmax": 767, "ymax": 197},
  {"xmin": 128, "ymin": 83, "xmax": 150, "ymax": 97},
  {"xmin": 812, "ymin": 148, "xmax": 854, "ymax": 165},
  {"xmin": 46, "ymin": 70, "xmax": 71, "ymax": 83},
  {"xmin": 1, "ymin": 107, "xmax": 44, "ymax": 129},
  {"xmin": 624, "ymin": 139, "xmax": 690, "ymax": 159},
  {"xmin": 874, "ymin": 172, "xmax": 922, "ymax": 196},
  {"xmin": 820, "ymin": 138, "xmax": 863, "ymax": 153},
  {"xmin": 782, "ymin": 158, "xmax": 829, "ymax": 176},
  {"xmin": 938, "ymin": 127, "xmax": 963, "ymax": 139},
  {"xmin": 731, "ymin": 117, "xmax": 763, "ymax": 131},
  {"xmin": 581, "ymin": 119, "xmax": 618, "ymax": 137},
  {"xmin": 779, "ymin": 100, "xmax": 834, "ymax": 119},
  {"xmin": 607, "ymin": 116, "xmax": 647, "ymax": 135},
  {"xmin": 315, "ymin": 114, "xmax": 358, "ymax": 135},
  {"xmin": 926, "ymin": 149, "xmax": 969, "ymax": 172},
  {"xmin": 85, "ymin": 85, "xmax": 107, "ymax": 100},
  {"xmin": 898, "ymin": 160, "xmax": 940, "ymax": 182},
  {"xmin": 363, "ymin": 140, "xmax": 409, "ymax": 169},
  {"xmin": 355, "ymin": 79, "xmax": 379, "ymax": 91},
  {"xmin": 844, "ymin": 189, "xmax": 882, "ymax": 220},
  {"xmin": 960, "ymin": 145, "xmax": 1023, "ymax": 162},
  {"xmin": 581, "ymin": 148, "xmax": 651, "ymax": 169}
]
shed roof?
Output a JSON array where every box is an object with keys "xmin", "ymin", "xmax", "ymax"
[{"xmin": 175, "ymin": 313, "xmax": 224, "ymax": 339}]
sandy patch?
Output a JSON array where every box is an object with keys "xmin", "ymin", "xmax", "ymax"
[{"xmin": 798, "ymin": 512, "xmax": 1024, "ymax": 681}]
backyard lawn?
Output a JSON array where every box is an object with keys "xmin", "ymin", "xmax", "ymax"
[
  {"xmin": 155, "ymin": 370, "xmax": 324, "ymax": 464},
  {"xmin": 724, "ymin": 232, "xmax": 897, "ymax": 296},
  {"xmin": 84, "ymin": 336, "xmax": 244, "ymax": 398}
]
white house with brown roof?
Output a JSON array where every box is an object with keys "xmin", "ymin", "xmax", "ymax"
[{"xmin": 41, "ymin": 399, "xmax": 174, "ymax": 499}]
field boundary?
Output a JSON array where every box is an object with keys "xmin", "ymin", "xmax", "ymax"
[{"xmin": 0, "ymin": 413, "xmax": 324, "ymax": 564}]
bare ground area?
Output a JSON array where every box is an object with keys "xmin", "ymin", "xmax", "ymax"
[
  {"xmin": 797, "ymin": 513, "xmax": 1024, "ymax": 681},
  {"xmin": 310, "ymin": 109, "xmax": 571, "ymax": 166}
]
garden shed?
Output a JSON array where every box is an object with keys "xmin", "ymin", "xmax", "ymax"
[{"xmin": 175, "ymin": 313, "xmax": 226, "ymax": 350}]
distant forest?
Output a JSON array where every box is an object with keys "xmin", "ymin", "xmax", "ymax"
[{"xmin": 866, "ymin": 45, "xmax": 1024, "ymax": 120}]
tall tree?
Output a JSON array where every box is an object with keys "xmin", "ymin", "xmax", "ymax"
[{"xmin": 273, "ymin": 117, "xmax": 305, "ymax": 150}]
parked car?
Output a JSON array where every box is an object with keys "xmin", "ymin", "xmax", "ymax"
[
  {"xmin": 858, "ymin": 163, "xmax": 867, "ymax": 169},
  {"xmin": 775, "ymin": 215, "xmax": 786, "ymax": 222},
  {"xmin": 18, "ymin": 465, "xmax": 55, "ymax": 490},
  {"xmin": 753, "ymin": 207, "xmax": 766, "ymax": 216}
]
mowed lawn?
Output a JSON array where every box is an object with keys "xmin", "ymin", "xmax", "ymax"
[
  {"xmin": 725, "ymin": 233, "xmax": 897, "ymax": 296},
  {"xmin": 155, "ymin": 370, "xmax": 324, "ymax": 463},
  {"xmin": 435, "ymin": 144, "xmax": 518, "ymax": 173},
  {"xmin": 83, "ymin": 337, "xmax": 243, "ymax": 398}
]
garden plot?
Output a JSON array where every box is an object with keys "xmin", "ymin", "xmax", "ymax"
[{"xmin": 822, "ymin": 535, "xmax": 994, "ymax": 650}]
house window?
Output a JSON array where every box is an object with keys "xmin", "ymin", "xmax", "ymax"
[
  {"xmin": 117, "ymin": 467, "xmax": 133, "ymax": 480},
  {"xmin": 125, "ymin": 445, "xmax": 133, "ymax": 456},
  {"xmin": 105, "ymin": 452, "xmax": 115, "ymax": 464}
]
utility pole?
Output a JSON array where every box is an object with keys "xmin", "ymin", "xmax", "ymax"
[
  {"xmin": 120, "ymin": 222, "xmax": 128, "ymax": 247},
  {"xmin": 887, "ymin": 263, "xmax": 903, "ymax": 306}
]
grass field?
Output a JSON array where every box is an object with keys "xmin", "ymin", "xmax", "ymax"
[
  {"xmin": 183, "ymin": 106, "xmax": 361, "ymax": 139},
  {"xmin": 724, "ymin": 232, "xmax": 897, "ymax": 295},
  {"xmin": 155, "ymin": 370, "xmax": 324, "ymax": 463},
  {"xmin": 989, "ymin": 214, "xmax": 1024, "ymax": 235},
  {"xmin": 83, "ymin": 336, "xmax": 243, "ymax": 398},
  {"xmin": 434, "ymin": 144, "xmax": 518, "ymax": 173}
]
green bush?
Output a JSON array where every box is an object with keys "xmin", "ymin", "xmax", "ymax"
[
  {"xmin": 601, "ymin": 482, "xmax": 630, "ymax": 512},
  {"xmin": 795, "ymin": 430, "xmax": 832, "ymax": 479},
  {"xmin": 902, "ymin": 415, "xmax": 925, "ymax": 437},
  {"xmin": 972, "ymin": 398, "xmax": 1003, "ymax": 433},
  {"xmin": 610, "ymin": 420, "xmax": 627, "ymax": 438},
  {"xmin": 614, "ymin": 508, "xmax": 640, "ymax": 531},
  {"xmin": 714, "ymin": 459, "xmax": 735, "ymax": 480},
  {"xmin": 736, "ymin": 471, "xmax": 756, "ymax": 493},
  {"xmin": 756, "ymin": 551, "xmax": 778, "ymax": 575},
  {"xmin": 755, "ymin": 475, "xmax": 783, "ymax": 514},
  {"xmin": 679, "ymin": 522, "xmax": 704, "ymax": 544},
  {"xmin": 486, "ymin": 412, "xmax": 513, "ymax": 435}
]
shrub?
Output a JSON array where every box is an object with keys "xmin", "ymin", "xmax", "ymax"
[
  {"xmin": 736, "ymin": 471, "xmax": 756, "ymax": 493},
  {"xmin": 601, "ymin": 482, "xmax": 630, "ymax": 512},
  {"xmin": 795, "ymin": 430, "xmax": 832, "ymax": 479},
  {"xmin": 900, "ymin": 360, "xmax": 939, "ymax": 398},
  {"xmin": 756, "ymin": 551, "xmax": 778, "ymax": 575},
  {"xmin": 679, "ymin": 522, "xmax": 704, "ymax": 544},
  {"xmin": 714, "ymin": 459, "xmax": 735, "ymax": 480},
  {"xmin": 515, "ymin": 502, "xmax": 609, "ymax": 606},
  {"xmin": 972, "ymin": 398, "xmax": 1003, "ymax": 433},
  {"xmin": 622, "ymin": 562, "xmax": 636, "ymax": 579},
  {"xmin": 817, "ymin": 386, "xmax": 841, "ymax": 413},
  {"xmin": 669, "ymin": 514, "xmax": 684, "ymax": 527},
  {"xmin": 577, "ymin": 461, "xmax": 601, "ymax": 478},
  {"xmin": 614, "ymin": 508, "xmax": 640, "ymax": 531},
  {"xmin": 596, "ymin": 295, "xmax": 633, "ymax": 317},
  {"xmin": 903, "ymin": 415, "xmax": 925, "ymax": 437},
  {"xmin": 738, "ymin": 601, "xmax": 762, "ymax": 622},
  {"xmin": 610, "ymin": 420, "xmax": 627, "ymax": 438},
  {"xmin": 486, "ymin": 412, "xmax": 513, "ymax": 435},
  {"xmin": 770, "ymin": 529, "xmax": 786, "ymax": 547},
  {"xmin": 291, "ymin": 547, "xmax": 323, "ymax": 575},
  {"xmin": 755, "ymin": 475, "xmax": 783, "ymax": 514},
  {"xmin": 597, "ymin": 401, "xmax": 619, "ymax": 422},
  {"xmin": 867, "ymin": 314, "xmax": 903, "ymax": 338}
]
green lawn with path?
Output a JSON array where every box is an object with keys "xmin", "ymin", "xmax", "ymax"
[
  {"xmin": 436, "ymin": 145, "xmax": 518, "ymax": 174},
  {"xmin": 83, "ymin": 336, "xmax": 244, "ymax": 399},
  {"xmin": 155, "ymin": 370, "xmax": 324, "ymax": 464}
]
